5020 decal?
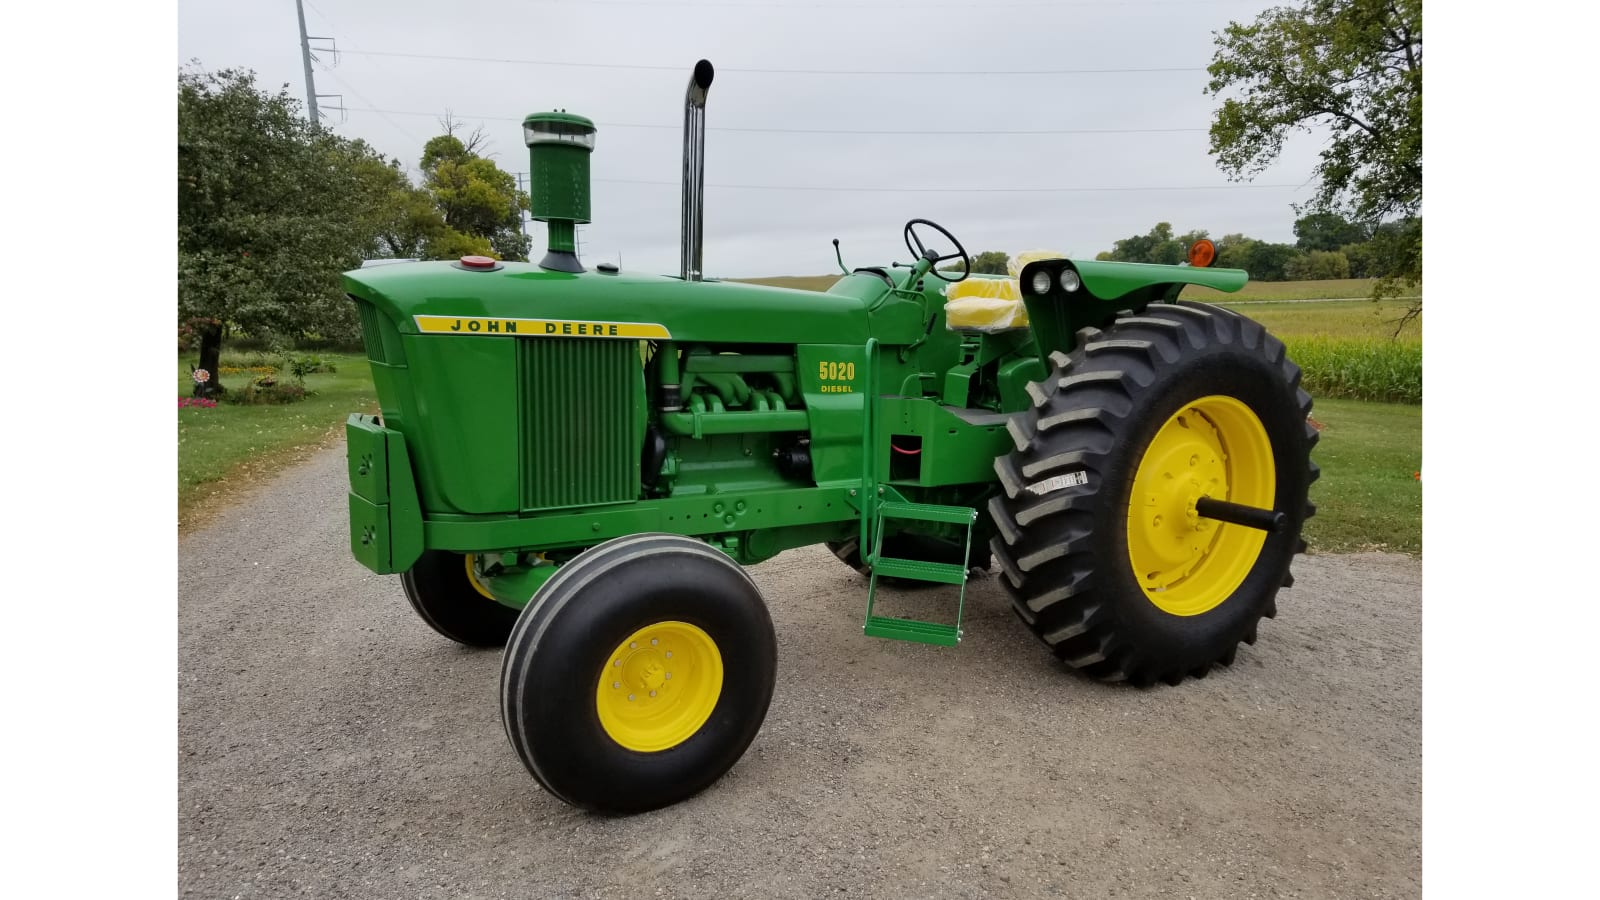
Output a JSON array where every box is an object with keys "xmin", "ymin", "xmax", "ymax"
[{"xmin": 818, "ymin": 360, "xmax": 855, "ymax": 393}]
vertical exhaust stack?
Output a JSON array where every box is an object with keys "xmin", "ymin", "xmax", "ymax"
[{"xmin": 681, "ymin": 60, "xmax": 714, "ymax": 281}]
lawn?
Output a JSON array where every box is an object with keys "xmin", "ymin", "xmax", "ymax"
[
  {"xmin": 1187, "ymin": 277, "xmax": 1393, "ymax": 302},
  {"xmin": 1303, "ymin": 398, "xmax": 1422, "ymax": 554},
  {"xmin": 177, "ymin": 352, "xmax": 375, "ymax": 523},
  {"xmin": 1209, "ymin": 298, "xmax": 1419, "ymax": 340}
]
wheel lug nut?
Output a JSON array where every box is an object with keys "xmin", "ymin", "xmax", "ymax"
[
  {"xmin": 651, "ymin": 638, "xmax": 659, "ymax": 646},
  {"xmin": 628, "ymin": 694, "xmax": 635, "ymax": 701},
  {"xmin": 665, "ymin": 651, "xmax": 673, "ymax": 659},
  {"xmin": 649, "ymin": 691, "xmax": 657, "ymax": 697},
  {"xmin": 613, "ymin": 681, "xmax": 620, "ymax": 689},
  {"xmin": 629, "ymin": 641, "xmax": 637, "ymax": 649},
  {"xmin": 665, "ymin": 673, "xmax": 672, "ymax": 680}
]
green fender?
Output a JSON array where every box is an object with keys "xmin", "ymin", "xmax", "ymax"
[{"xmin": 1017, "ymin": 257, "xmax": 1250, "ymax": 361}]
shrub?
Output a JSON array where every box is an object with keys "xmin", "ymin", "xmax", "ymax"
[
  {"xmin": 1284, "ymin": 337, "xmax": 1421, "ymax": 404},
  {"xmin": 283, "ymin": 353, "xmax": 337, "ymax": 379},
  {"xmin": 225, "ymin": 382, "xmax": 310, "ymax": 405}
]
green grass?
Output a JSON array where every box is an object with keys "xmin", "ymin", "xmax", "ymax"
[
  {"xmin": 1303, "ymin": 398, "xmax": 1421, "ymax": 554},
  {"xmin": 1186, "ymin": 277, "xmax": 1391, "ymax": 302},
  {"xmin": 1209, "ymin": 299, "xmax": 1420, "ymax": 340},
  {"xmin": 178, "ymin": 352, "xmax": 376, "ymax": 519}
]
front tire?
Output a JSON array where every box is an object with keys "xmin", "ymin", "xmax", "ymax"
[
  {"xmin": 399, "ymin": 551, "xmax": 521, "ymax": 648},
  {"xmin": 988, "ymin": 301, "xmax": 1318, "ymax": 686},
  {"xmin": 500, "ymin": 534, "xmax": 777, "ymax": 813}
]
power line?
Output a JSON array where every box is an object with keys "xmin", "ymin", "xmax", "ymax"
[
  {"xmin": 341, "ymin": 105, "xmax": 1205, "ymax": 137},
  {"xmin": 594, "ymin": 178, "xmax": 1306, "ymax": 194},
  {"xmin": 339, "ymin": 49, "xmax": 1206, "ymax": 77},
  {"xmin": 316, "ymin": 67, "xmax": 424, "ymax": 146}
]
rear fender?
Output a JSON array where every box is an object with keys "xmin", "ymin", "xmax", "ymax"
[{"xmin": 1018, "ymin": 257, "xmax": 1248, "ymax": 359}]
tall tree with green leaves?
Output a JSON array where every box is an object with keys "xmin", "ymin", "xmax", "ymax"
[
  {"xmin": 1206, "ymin": 0, "xmax": 1421, "ymax": 304},
  {"xmin": 418, "ymin": 134, "xmax": 531, "ymax": 262},
  {"xmin": 178, "ymin": 67, "xmax": 396, "ymax": 390}
]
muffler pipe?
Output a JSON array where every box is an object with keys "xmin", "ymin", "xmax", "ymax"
[{"xmin": 681, "ymin": 59, "xmax": 714, "ymax": 281}]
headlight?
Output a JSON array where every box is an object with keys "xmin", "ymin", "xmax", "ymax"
[
  {"xmin": 1030, "ymin": 271, "xmax": 1053, "ymax": 294},
  {"xmin": 1059, "ymin": 269, "xmax": 1081, "ymax": 292}
]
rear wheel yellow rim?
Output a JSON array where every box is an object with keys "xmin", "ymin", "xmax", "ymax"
[
  {"xmin": 596, "ymin": 621, "xmax": 723, "ymax": 752},
  {"xmin": 1126, "ymin": 395, "xmax": 1275, "ymax": 616}
]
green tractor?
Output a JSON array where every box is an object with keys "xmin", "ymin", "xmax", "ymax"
[{"xmin": 343, "ymin": 60, "xmax": 1317, "ymax": 813}]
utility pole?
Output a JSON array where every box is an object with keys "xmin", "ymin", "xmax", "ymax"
[
  {"xmin": 294, "ymin": 0, "xmax": 343, "ymax": 125},
  {"xmin": 295, "ymin": 0, "xmax": 319, "ymax": 125},
  {"xmin": 513, "ymin": 172, "xmax": 530, "ymax": 238}
]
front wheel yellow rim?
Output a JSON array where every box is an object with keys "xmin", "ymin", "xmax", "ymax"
[
  {"xmin": 596, "ymin": 621, "xmax": 723, "ymax": 752},
  {"xmin": 463, "ymin": 554, "xmax": 497, "ymax": 601},
  {"xmin": 1126, "ymin": 395, "xmax": 1275, "ymax": 616}
]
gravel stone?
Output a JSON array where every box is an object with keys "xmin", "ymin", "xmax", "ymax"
[{"xmin": 180, "ymin": 447, "xmax": 1420, "ymax": 899}]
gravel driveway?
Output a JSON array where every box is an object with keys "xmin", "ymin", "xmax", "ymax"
[{"xmin": 179, "ymin": 447, "xmax": 1420, "ymax": 899}]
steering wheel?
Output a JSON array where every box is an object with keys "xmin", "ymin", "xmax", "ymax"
[{"xmin": 903, "ymin": 218, "xmax": 970, "ymax": 283}]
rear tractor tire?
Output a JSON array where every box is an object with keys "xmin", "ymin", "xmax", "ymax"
[
  {"xmin": 500, "ymin": 534, "xmax": 778, "ymax": 813},
  {"xmin": 989, "ymin": 301, "xmax": 1318, "ymax": 686},
  {"xmin": 400, "ymin": 550, "xmax": 522, "ymax": 648}
]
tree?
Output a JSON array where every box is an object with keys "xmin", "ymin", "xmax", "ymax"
[
  {"xmin": 1293, "ymin": 212, "xmax": 1371, "ymax": 252},
  {"xmin": 970, "ymin": 251, "xmax": 1009, "ymax": 275},
  {"xmin": 1214, "ymin": 233, "xmax": 1257, "ymax": 271},
  {"xmin": 1206, "ymin": 0, "xmax": 1421, "ymax": 301},
  {"xmin": 418, "ymin": 135, "xmax": 531, "ymax": 262},
  {"xmin": 178, "ymin": 67, "xmax": 396, "ymax": 391},
  {"xmin": 1284, "ymin": 249, "xmax": 1351, "ymax": 281},
  {"xmin": 1243, "ymin": 242, "xmax": 1302, "ymax": 282},
  {"xmin": 1100, "ymin": 223, "xmax": 1210, "ymax": 266}
]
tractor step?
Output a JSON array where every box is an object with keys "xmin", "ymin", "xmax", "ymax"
[
  {"xmin": 863, "ymin": 615, "xmax": 961, "ymax": 647},
  {"xmin": 874, "ymin": 500, "xmax": 980, "ymax": 526},
  {"xmin": 863, "ymin": 501, "xmax": 978, "ymax": 647},
  {"xmin": 870, "ymin": 556, "xmax": 968, "ymax": 585}
]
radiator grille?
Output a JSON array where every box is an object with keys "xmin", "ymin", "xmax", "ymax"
[
  {"xmin": 519, "ymin": 339, "xmax": 640, "ymax": 511},
  {"xmin": 355, "ymin": 299, "xmax": 398, "ymax": 365}
]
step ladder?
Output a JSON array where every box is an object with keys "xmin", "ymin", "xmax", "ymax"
[{"xmin": 863, "ymin": 501, "xmax": 979, "ymax": 647}]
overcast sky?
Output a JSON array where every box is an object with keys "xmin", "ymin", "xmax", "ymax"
[{"xmin": 178, "ymin": 0, "xmax": 1326, "ymax": 277}]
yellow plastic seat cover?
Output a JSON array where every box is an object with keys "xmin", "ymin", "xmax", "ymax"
[{"xmin": 943, "ymin": 249, "xmax": 1067, "ymax": 332}]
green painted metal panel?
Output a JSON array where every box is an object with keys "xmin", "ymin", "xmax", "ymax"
[
  {"xmin": 345, "ymin": 415, "xmax": 425, "ymax": 574},
  {"xmin": 877, "ymin": 500, "xmax": 979, "ymax": 526},
  {"xmin": 348, "ymin": 493, "xmax": 389, "ymax": 573},
  {"xmin": 1017, "ymin": 257, "xmax": 1251, "ymax": 361},
  {"xmin": 1070, "ymin": 259, "xmax": 1247, "ymax": 300},
  {"xmin": 383, "ymin": 427, "xmax": 425, "ymax": 573},
  {"xmin": 518, "ymin": 338, "xmax": 641, "ymax": 510},
  {"xmin": 871, "ymin": 556, "xmax": 967, "ymax": 584},
  {"xmin": 346, "ymin": 415, "xmax": 389, "ymax": 505},
  {"xmin": 795, "ymin": 344, "xmax": 870, "ymax": 487},
  {"xmin": 423, "ymin": 485, "xmax": 862, "ymax": 553},
  {"xmin": 877, "ymin": 398, "xmax": 1013, "ymax": 487},
  {"xmin": 344, "ymin": 263, "xmax": 875, "ymax": 346},
  {"xmin": 400, "ymin": 335, "xmax": 521, "ymax": 514},
  {"xmin": 863, "ymin": 616, "xmax": 960, "ymax": 646}
]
